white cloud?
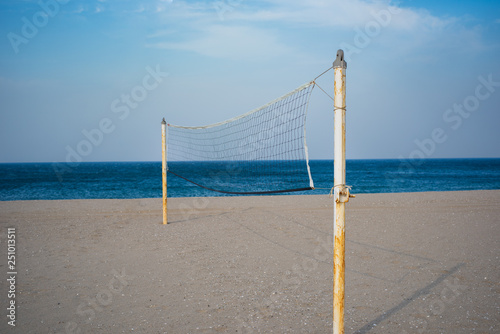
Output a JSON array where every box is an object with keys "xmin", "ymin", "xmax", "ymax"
[
  {"xmin": 148, "ymin": 25, "xmax": 291, "ymax": 60},
  {"xmin": 134, "ymin": 5, "xmax": 146, "ymax": 13},
  {"xmin": 73, "ymin": 5, "xmax": 85, "ymax": 14},
  {"xmin": 225, "ymin": 0, "xmax": 420, "ymax": 30},
  {"xmin": 147, "ymin": 0, "xmax": 488, "ymax": 61}
]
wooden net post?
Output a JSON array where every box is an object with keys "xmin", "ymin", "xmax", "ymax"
[
  {"xmin": 333, "ymin": 49, "xmax": 352, "ymax": 334},
  {"xmin": 161, "ymin": 118, "xmax": 168, "ymax": 225}
]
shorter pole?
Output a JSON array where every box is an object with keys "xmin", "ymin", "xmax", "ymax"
[{"xmin": 161, "ymin": 118, "xmax": 168, "ymax": 224}]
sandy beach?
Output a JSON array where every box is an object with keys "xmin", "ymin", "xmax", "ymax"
[{"xmin": 0, "ymin": 190, "xmax": 499, "ymax": 333}]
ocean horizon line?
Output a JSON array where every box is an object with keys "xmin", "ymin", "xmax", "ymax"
[{"xmin": 1, "ymin": 157, "xmax": 500, "ymax": 165}]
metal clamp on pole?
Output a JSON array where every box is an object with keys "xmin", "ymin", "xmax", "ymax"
[{"xmin": 333, "ymin": 185, "xmax": 354, "ymax": 203}]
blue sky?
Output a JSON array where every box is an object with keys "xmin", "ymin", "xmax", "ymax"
[{"xmin": 1, "ymin": 0, "xmax": 499, "ymax": 163}]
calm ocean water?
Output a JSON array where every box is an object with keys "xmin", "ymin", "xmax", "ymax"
[{"xmin": 1, "ymin": 159, "xmax": 499, "ymax": 201}]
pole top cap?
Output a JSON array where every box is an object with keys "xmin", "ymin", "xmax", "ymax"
[
  {"xmin": 333, "ymin": 49, "xmax": 347, "ymax": 69},
  {"xmin": 161, "ymin": 118, "xmax": 166, "ymax": 124}
]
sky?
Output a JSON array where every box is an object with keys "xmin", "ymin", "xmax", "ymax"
[{"xmin": 0, "ymin": 0, "xmax": 499, "ymax": 163}]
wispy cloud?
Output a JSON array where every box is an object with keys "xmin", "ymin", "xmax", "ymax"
[
  {"xmin": 218, "ymin": 0, "xmax": 440, "ymax": 30},
  {"xmin": 145, "ymin": 0, "xmax": 488, "ymax": 61},
  {"xmin": 134, "ymin": 5, "xmax": 146, "ymax": 13},
  {"xmin": 148, "ymin": 25, "xmax": 292, "ymax": 60},
  {"xmin": 73, "ymin": 5, "xmax": 85, "ymax": 14}
]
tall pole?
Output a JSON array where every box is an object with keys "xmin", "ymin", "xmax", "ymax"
[
  {"xmin": 162, "ymin": 118, "xmax": 168, "ymax": 225},
  {"xmin": 333, "ymin": 49, "xmax": 350, "ymax": 334}
]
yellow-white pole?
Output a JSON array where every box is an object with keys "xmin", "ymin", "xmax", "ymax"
[
  {"xmin": 333, "ymin": 49, "xmax": 350, "ymax": 334},
  {"xmin": 161, "ymin": 118, "xmax": 168, "ymax": 224}
]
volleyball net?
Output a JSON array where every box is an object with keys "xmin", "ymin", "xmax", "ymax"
[{"xmin": 166, "ymin": 80, "xmax": 318, "ymax": 195}]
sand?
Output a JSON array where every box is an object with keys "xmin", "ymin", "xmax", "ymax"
[{"xmin": 0, "ymin": 190, "xmax": 499, "ymax": 333}]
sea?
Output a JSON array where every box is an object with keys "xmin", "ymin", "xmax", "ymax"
[{"xmin": 1, "ymin": 159, "xmax": 499, "ymax": 201}]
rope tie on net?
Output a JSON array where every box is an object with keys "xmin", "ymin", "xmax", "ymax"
[
  {"xmin": 313, "ymin": 66, "xmax": 333, "ymax": 81},
  {"xmin": 313, "ymin": 81, "xmax": 335, "ymax": 102},
  {"xmin": 312, "ymin": 66, "xmax": 335, "ymax": 102}
]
